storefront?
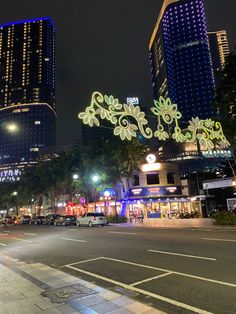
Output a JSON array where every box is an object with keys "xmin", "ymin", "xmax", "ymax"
[{"xmin": 125, "ymin": 186, "xmax": 197, "ymax": 219}]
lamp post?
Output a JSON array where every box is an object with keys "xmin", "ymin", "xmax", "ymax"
[
  {"xmin": 92, "ymin": 175, "xmax": 100, "ymax": 211},
  {"xmin": 12, "ymin": 191, "xmax": 18, "ymax": 216}
]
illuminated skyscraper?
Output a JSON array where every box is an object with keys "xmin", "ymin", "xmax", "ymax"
[
  {"xmin": 208, "ymin": 30, "xmax": 230, "ymax": 87},
  {"xmin": 149, "ymin": 0, "xmax": 215, "ymax": 122},
  {"xmin": 0, "ymin": 17, "xmax": 56, "ymax": 169}
]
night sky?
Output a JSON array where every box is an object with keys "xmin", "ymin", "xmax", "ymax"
[{"xmin": 0, "ymin": 0, "xmax": 235, "ymax": 145}]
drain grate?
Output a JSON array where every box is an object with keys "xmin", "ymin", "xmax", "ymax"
[{"xmin": 41, "ymin": 283, "xmax": 96, "ymax": 303}]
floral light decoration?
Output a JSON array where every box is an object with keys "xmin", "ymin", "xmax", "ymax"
[
  {"xmin": 78, "ymin": 91, "xmax": 153, "ymax": 141},
  {"xmin": 78, "ymin": 92, "xmax": 230, "ymax": 149}
]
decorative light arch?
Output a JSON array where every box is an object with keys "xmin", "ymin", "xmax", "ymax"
[{"xmin": 78, "ymin": 91, "xmax": 230, "ymax": 150}]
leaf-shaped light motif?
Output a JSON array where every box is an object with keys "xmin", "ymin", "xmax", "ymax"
[{"xmin": 78, "ymin": 92, "xmax": 230, "ymax": 150}]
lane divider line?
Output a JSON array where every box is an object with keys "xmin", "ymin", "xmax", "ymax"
[
  {"xmin": 62, "ymin": 257, "xmax": 104, "ymax": 268},
  {"xmin": 148, "ymin": 250, "xmax": 216, "ymax": 261},
  {"xmin": 103, "ymin": 257, "xmax": 236, "ymax": 288},
  {"xmin": 108, "ymin": 231, "xmax": 137, "ymax": 235},
  {"xmin": 0, "ymin": 243, "xmax": 6, "ymax": 246},
  {"xmin": 24, "ymin": 233, "xmax": 37, "ymax": 236},
  {"xmin": 202, "ymin": 238, "xmax": 236, "ymax": 243},
  {"xmin": 60, "ymin": 237, "xmax": 87, "ymax": 243},
  {"xmin": 130, "ymin": 272, "xmax": 173, "ymax": 287},
  {"xmin": 64, "ymin": 264, "xmax": 212, "ymax": 314},
  {"xmin": 12, "ymin": 238, "xmax": 33, "ymax": 243}
]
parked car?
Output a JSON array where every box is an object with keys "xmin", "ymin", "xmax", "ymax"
[
  {"xmin": 42, "ymin": 214, "xmax": 61, "ymax": 225},
  {"xmin": 77, "ymin": 212, "xmax": 107, "ymax": 227},
  {"xmin": 21, "ymin": 215, "xmax": 31, "ymax": 224},
  {"xmin": 54, "ymin": 215, "xmax": 77, "ymax": 226},
  {"xmin": 2, "ymin": 216, "xmax": 16, "ymax": 224},
  {"xmin": 30, "ymin": 216, "xmax": 45, "ymax": 225}
]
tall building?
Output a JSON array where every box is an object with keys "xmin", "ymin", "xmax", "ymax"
[
  {"xmin": 0, "ymin": 17, "xmax": 56, "ymax": 169},
  {"xmin": 149, "ymin": 0, "xmax": 215, "ymax": 122},
  {"xmin": 208, "ymin": 30, "xmax": 230, "ymax": 87}
]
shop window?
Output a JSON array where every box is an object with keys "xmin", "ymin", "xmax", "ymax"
[
  {"xmin": 147, "ymin": 173, "xmax": 159, "ymax": 185},
  {"xmin": 167, "ymin": 172, "xmax": 175, "ymax": 184},
  {"xmin": 133, "ymin": 175, "xmax": 139, "ymax": 186}
]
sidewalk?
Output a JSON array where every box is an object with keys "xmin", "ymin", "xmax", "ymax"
[
  {"xmin": 0, "ymin": 254, "xmax": 164, "ymax": 314},
  {"xmin": 110, "ymin": 218, "xmax": 236, "ymax": 229}
]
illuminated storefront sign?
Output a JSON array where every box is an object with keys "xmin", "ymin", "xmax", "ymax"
[
  {"xmin": 127, "ymin": 186, "xmax": 182, "ymax": 198},
  {"xmin": 0, "ymin": 168, "xmax": 21, "ymax": 182},
  {"xmin": 141, "ymin": 163, "xmax": 161, "ymax": 172},
  {"xmin": 127, "ymin": 97, "xmax": 139, "ymax": 105}
]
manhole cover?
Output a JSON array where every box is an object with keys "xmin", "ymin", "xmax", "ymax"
[{"xmin": 41, "ymin": 283, "xmax": 96, "ymax": 303}]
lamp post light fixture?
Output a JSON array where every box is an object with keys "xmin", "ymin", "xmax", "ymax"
[
  {"xmin": 72, "ymin": 174, "xmax": 79, "ymax": 180},
  {"xmin": 92, "ymin": 175, "xmax": 100, "ymax": 183},
  {"xmin": 6, "ymin": 123, "xmax": 18, "ymax": 133}
]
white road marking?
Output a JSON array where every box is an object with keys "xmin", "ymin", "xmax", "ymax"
[
  {"xmin": 130, "ymin": 272, "xmax": 173, "ymax": 287},
  {"xmin": 3, "ymin": 230, "xmax": 10, "ymax": 233},
  {"xmin": 62, "ymin": 257, "xmax": 104, "ymax": 267},
  {"xmin": 148, "ymin": 250, "xmax": 216, "ymax": 261},
  {"xmin": 12, "ymin": 237, "xmax": 33, "ymax": 243},
  {"xmin": 24, "ymin": 233, "xmax": 37, "ymax": 236},
  {"xmin": 60, "ymin": 237, "xmax": 87, "ymax": 243},
  {"xmin": 108, "ymin": 231, "xmax": 137, "ymax": 235},
  {"xmin": 0, "ymin": 233, "xmax": 8, "ymax": 236},
  {"xmin": 0, "ymin": 242, "xmax": 6, "ymax": 246},
  {"xmin": 202, "ymin": 238, "xmax": 236, "ymax": 243},
  {"xmin": 103, "ymin": 257, "xmax": 236, "ymax": 288},
  {"xmin": 65, "ymin": 264, "xmax": 212, "ymax": 314}
]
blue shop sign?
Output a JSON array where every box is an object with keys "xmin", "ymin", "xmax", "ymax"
[{"xmin": 126, "ymin": 186, "xmax": 182, "ymax": 198}]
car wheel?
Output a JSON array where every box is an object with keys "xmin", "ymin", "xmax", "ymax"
[
  {"xmin": 88, "ymin": 221, "xmax": 93, "ymax": 227},
  {"xmin": 62, "ymin": 222, "xmax": 66, "ymax": 226},
  {"xmin": 54, "ymin": 222, "xmax": 57, "ymax": 226}
]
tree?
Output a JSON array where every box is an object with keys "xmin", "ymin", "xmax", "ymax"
[{"xmin": 215, "ymin": 49, "xmax": 236, "ymax": 177}]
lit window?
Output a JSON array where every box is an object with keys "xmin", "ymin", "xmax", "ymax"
[{"xmin": 34, "ymin": 121, "xmax": 41, "ymax": 125}]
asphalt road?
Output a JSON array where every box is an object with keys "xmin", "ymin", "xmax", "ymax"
[{"xmin": 0, "ymin": 223, "xmax": 236, "ymax": 314}]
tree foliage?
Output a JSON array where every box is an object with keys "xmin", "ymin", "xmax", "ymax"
[{"xmin": 215, "ymin": 50, "xmax": 236, "ymax": 145}]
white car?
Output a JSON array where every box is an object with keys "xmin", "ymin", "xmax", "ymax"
[{"xmin": 77, "ymin": 212, "xmax": 107, "ymax": 227}]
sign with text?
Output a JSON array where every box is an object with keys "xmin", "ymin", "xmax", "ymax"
[{"xmin": 126, "ymin": 186, "xmax": 182, "ymax": 198}]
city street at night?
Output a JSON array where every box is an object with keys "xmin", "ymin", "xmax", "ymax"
[{"xmin": 1, "ymin": 224, "xmax": 236, "ymax": 314}]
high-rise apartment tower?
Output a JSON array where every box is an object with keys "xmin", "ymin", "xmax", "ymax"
[
  {"xmin": 149, "ymin": 0, "xmax": 215, "ymax": 122},
  {"xmin": 0, "ymin": 17, "xmax": 56, "ymax": 167}
]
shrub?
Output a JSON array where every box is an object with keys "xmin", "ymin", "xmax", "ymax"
[
  {"xmin": 107, "ymin": 215, "xmax": 128, "ymax": 223},
  {"xmin": 212, "ymin": 212, "xmax": 236, "ymax": 225}
]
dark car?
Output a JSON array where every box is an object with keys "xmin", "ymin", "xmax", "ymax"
[
  {"xmin": 54, "ymin": 215, "xmax": 77, "ymax": 226},
  {"xmin": 30, "ymin": 216, "xmax": 45, "ymax": 225},
  {"xmin": 4, "ymin": 216, "xmax": 16, "ymax": 224},
  {"xmin": 21, "ymin": 215, "xmax": 31, "ymax": 224},
  {"xmin": 42, "ymin": 214, "xmax": 61, "ymax": 225}
]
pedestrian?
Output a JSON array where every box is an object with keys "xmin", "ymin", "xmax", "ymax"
[{"xmin": 139, "ymin": 210, "xmax": 144, "ymax": 223}]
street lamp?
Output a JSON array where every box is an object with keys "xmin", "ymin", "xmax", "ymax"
[
  {"xmin": 12, "ymin": 191, "xmax": 18, "ymax": 216},
  {"xmin": 91, "ymin": 175, "xmax": 100, "ymax": 211},
  {"xmin": 72, "ymin": 174, "xmax": 79, "ymax": 180},
  {"xmin": 92, "ymin": 175, "xmax": 100, "ymax": 183},
  {"xmin": 6, "ymin": 123, "xmax": 19, "ymax": 133}
]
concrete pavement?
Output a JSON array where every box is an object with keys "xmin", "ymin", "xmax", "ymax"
[
  {"xmin": 111, "ymin": 218, "xmax": 236, "ymax": 228},
  {"xmin": 0, "ymin": 254, "xmax": 164, "ymax": 314}
]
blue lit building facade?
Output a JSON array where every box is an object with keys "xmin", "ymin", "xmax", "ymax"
[
  {"xmin": 149, "ymin": 0, "xmax": 215, "ymax": 122},
  {"xmin": 0, "ymin": 17, "xmax": 56, "ymax": 168}
]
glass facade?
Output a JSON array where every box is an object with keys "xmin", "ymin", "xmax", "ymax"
[
  {"xmin": 149, "ymin": 0, "xmax": 215, "ymax": 122},
  {"xmin": 0, "ymin": 17, "xmax": 56, "ymax": 166},
  {"xmin": 0, "ymin": 104, "xmax": 56, "ymax": 165}
]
